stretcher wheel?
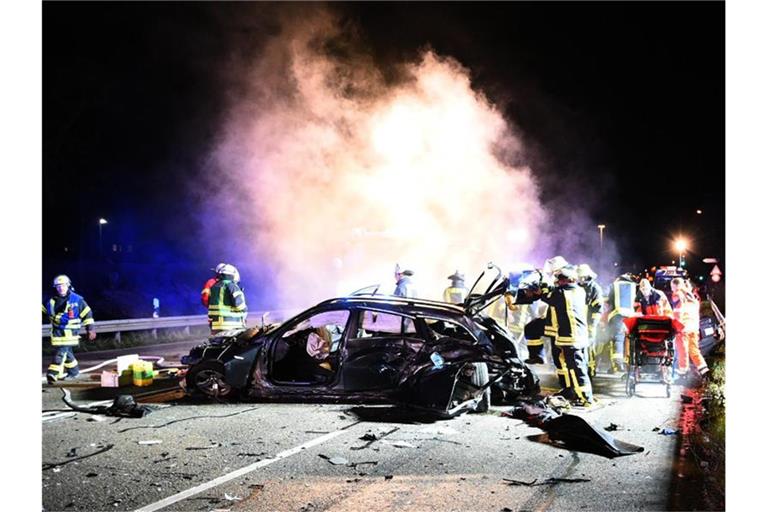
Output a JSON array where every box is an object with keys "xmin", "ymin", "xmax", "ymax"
[{"xmin": 625, "ymin": 374, "xmax": 636, "ymax": 397}]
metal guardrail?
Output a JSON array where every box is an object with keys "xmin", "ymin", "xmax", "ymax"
[{"xmin": 42, "ymin": 310, "xmax": 297, "ymax": 341}]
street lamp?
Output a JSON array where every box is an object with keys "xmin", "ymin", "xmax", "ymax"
[
  {"xmin": 674, "ymin": 238, "xmax": 688, "ymax": 268},
  {"xmin": 99, "ymin": 218, "xmax": 108, "ymax": 255},
  {"xmin": 597, "ymin": 224, "xmax": 605, "ymax": 249}
]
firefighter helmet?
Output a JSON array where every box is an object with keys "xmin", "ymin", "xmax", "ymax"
[
  {"xmin": 218, "ymin": 264, "xmax": 240, "ymax": 282},
  {"xmin": 544, "ymin": 256, "xmax": 569, "ymax": 275},
  {"xmin": 52, "ymin": 275, "xmax": 71, "ymax": 288},
  {"xmin": 576, "ymin": 264, "xmax": 597, "ymax": 280},
  {"xmin": 554, "ymin": 265, "xmax": 578, "ymax": 282},
  {"xmin": 212, "ymin": 262, "xmax": 227, "ymax": 273},
  {"xmin": 447, "ymin": 270, "xmax": 465, "ymax": 282},
  {"xmin": 395, "ymin": 263, "xmax": 414, "ymax": 276}
]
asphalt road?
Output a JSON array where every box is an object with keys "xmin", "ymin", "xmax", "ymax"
[{"xmin": 42, "ymin": 346, "xmax": 686, "ymax": 512}]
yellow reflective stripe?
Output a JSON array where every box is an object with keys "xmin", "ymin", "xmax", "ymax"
[
  {"xmin": 559, "ymin": 352, "xmax": 570, "ymax": 388},
  {"xmin": 527, "ymin": 338, "xmax": 544, "ymax": 346},
  {"xmin": 564, "ymin": 291, "xmax": 577, "ymax": 336},
  {"xmin": 51, "ymin": 340, "xmax": 79, "ymax": 346},
  {"xmin": 232, "ymin": 291, "xmax": 244, "ymax": 299},
  {"xmin": 63, "ymin": 360, "xmax": 79, "ymax": 368},
  {"xmin": 81, "ymin": 318, "xmax": 94, "ymax": 326},
  {"xmin": 41, "ymin": 304, "xmax": 48, "ymax": 314},
  {"xmin": 590, "ymin": 298, "xmax": 601, "ymax": 307},
  {"xmin": 571, "ymin": 369, "xmax": 586, "ymax": 400},
  {"xmin": 79, "ymin": 306, "xmax": 91, "ymax": 318}
]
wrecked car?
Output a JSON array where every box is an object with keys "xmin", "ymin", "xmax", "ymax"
[{"xmin": 181, "ymin": 265, "xmax": 539, "ymax": 417}]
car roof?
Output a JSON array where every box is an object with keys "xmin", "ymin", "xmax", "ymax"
[{"xmin": 316, "ymin": 295, "xmax": 468, "ymax": 318}]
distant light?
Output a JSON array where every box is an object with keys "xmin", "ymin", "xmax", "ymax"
[
  {"xmin": 681, "ymin": 260, "xmax": 686, "ymax": 267},
  {"xmin": 674, "ymin": 238, "xmax": 688, "ymax": 252},
  {"xmin": 99, "ymin": 218, "xmax": 108, "ymax": 225},
  {"xmin": 696, "ymin": 209, "xmax": 702, "ymax": 214},
  {"xmin": 699, "ymin": 276, "xmax": 704, "ymax": 281},
  {"xmin": 703, "ymin": 257, "xmax": 718, "ymax": 264},
  {"xmin": 613, "ymin": 262, "xmax": 618, "ymax": 266},
  {"xmin": 597, "ymin": 224, "xmax": 606, "ymax": 229}
]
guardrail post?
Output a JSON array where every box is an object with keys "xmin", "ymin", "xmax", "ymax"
[
  {"xmin": 115, "ymin": 331, "xmax": 121, "ymax": 344},
  {"xmin": 184, "ymin": 325, "xmax": 190, "ymax": 336},
  {"xmin": 152, "ymin": 328, "xmax": 157, "ymax": 340}
]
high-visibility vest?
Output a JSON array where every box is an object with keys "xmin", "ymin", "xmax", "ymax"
[
  {"xmin": 607, "ymin": 280, "xmax": 637, "ymax": 320},
  {"xmin": 43, "ymin": 292, "xmax": 94, "ymax": 346},
  {"xmin": 208, "ymin": 280, "xmax": 247, "ymax": 331},
  {"xmin": 443, "ymin": 285, "xmax": 468, "ymax": 304}
]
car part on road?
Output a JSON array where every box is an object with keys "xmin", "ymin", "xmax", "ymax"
[{"xmin": 60, "ymin": 388, "xmax": 156, "ymax": 418}]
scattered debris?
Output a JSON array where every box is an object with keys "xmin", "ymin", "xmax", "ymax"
[
  {"xmin": 85, "ymin": 472, "xmax": 98, "ymax": 478},
  {"xmin": 346, "ymin": 478, "xmax": 362, "ymax": 483},
  {"xmin": 383, "ymin": 440, "xmax": 416, "ymax": 448},
  {"xmin": 384, "ymin": 475, "xmax": 394, "ymax": 480},
  {"xmin": 318, "ymin": 454, "xmax": 349, "ymax": 465},
  {"xmin": 605, "ymin": 423, "xmax": 623, "ymax": 432},
  {"xmin": 118, "ymin": 407, "xmax": 259, "ymax": 433},
  {"xmin": 350, "ymin": 427, "xmax": 399, "ymax": 450},
  {"xmin": 503, "ymin": 477, "xmax": 592, "ymax": 487},
  {"xmin": 359, "ymin": 433, "xmax": 378, "ymax": 442},
  {"xmin": 66, "ymin": 448, "xmax": 78, "ymax": 458},
  {"xmin": 138, "ymin": 440, "xmax": 163, "ymax": 446},
  {"xmin": 658, "ymin": 428, "xmax": 679, "ymax": 436},
  {"xmin": 52, "ymin": 467, "xmax": 61, "ymax": 473},
  {"xmin": 86, "ymin": 415, "xmax": 107, "ymax": 423},
  {"xmin": 185, "ymin": 442, "xmax": 222, "ymax": 450},
  {"xmin": 224, "ymin": 493, "xmax": 241, "ymax": 502},
  {"xmin": 348, "ymin": 461, "xmax": 378, "ymax": 469},
  {"xmin": 43, "ymin": 444, "xmax": 115, "ymax": 471},
  {"xmin": 61, "ymin": 389, "xmax": 156, "ymax": 418},
  {"xmin": 305, "ymin": 430, "xmax": 330, "ymax": 434},
  {"xmin": 237, "ymin": 452, "xmax": 268, "ymax": 458}
]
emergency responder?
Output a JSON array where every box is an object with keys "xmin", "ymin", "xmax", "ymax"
[
  {"xmin": 207, "ymin": 264, "xmax": 248, "ymax": 333},
  {"xmin": 670, "ymin": 278, "xmax": 709, "ymax": 381},
  {"xmin": 394, "ymin": 264, "xmax": 418, "ymax": 298},
  {"xmin": 637, "ymin": 278, "xmax": 673, "ymax": 317},
  {"xmin": 42, "ymin": 275, "xmax": 96, "ymax": 384},
  {"xmin": 604, "ymin": 273, "xmax": 637, "ymax": 373},
  {"xmin": 201, "ymin": 263, "xmax": 226, "ymax": 308},
  {"xmin": 544, "ymin": 266, "xmax": 594, "ymax": 406},
  {"xmin": 577, "ymin": 264, "xmax": 603, "ymax": 378},
  {"xmin": 443, "ymin": 270, "xmax": 469, "ymax": 304},
  {"xmin": 524, "ymin": 257, "xmax": 568, "ymax": 364}
]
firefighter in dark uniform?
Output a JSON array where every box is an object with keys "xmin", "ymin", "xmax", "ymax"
[
  {"xmin": 443, "ymin": 270, "xmax": 469, "ymax": 304},
  {"xmin": 208, "ymin": 264, "xmax": 248, "ymax": 333},
  {"xmin": 523, "ymin": 257, "xmax": 568, "ymax": 364},
  {"xmin": 604, "ymin": 273, "xmax": 638, "ymax": 373},
  {"xmin": 42, "ymin": 275, "xmax": 96, "ymax": 384},
  {"xmin": 577, "ymin": 264, "xmax": 603, "ymax": 378},
  {"xmin": 544, "ymin": 266, "xmax": 594, "ymax": 406}
]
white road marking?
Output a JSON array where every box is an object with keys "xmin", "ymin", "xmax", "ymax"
[{"xmin": 134, "ymin": 427, "xmax": 352, "ymax": 512}]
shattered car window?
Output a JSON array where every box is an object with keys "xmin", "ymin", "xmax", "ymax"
[
  {"xmin": 423, "ymin": 317, "xmax": 477, "ymax": 343},
  {"xmin": 358, "ymin": 310, "xmax": 416, "ymax": 336}
]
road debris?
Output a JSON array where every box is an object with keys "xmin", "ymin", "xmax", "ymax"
[
  {"xmin": 138, "ymin": 440, "xmax": 163, "ymax": 445},
  {"xmin": 350, "ymin": 427, "xmax": 399, "ymax": 450},
  {"xmin": 43, "ymin": 444, "xmax": 115, "ymax": 471},
  {"xmin": 605, "ymin": 423, "xmax": 623, "ymax": 432},
  {"xmin": 384, "ymin": 475, "xmax": 394, "ymax": 480},
  {"xmin": 383, "ymin": 440, "xmax": 416, "ymax": 448},
  {"xmin": 117, "ymin": 407, "xmax": 259, "ymax": 433},
  {"xmin": 186, "ymin": 442, "xmax": 222, "ymax": 450},
  {"xmin": 503, "ymin": 477, "xmax": 592, "ymax": 486},
  {"xmin": 224, "ymin": 493, "xmax": 242, "ymax": 501},
  {"xmin": 318, "ymin": 454, "xmax": 349, "ymax": 465},
  {"xmin": 505, "ymin": 400, "xmax": 644, "ymax": 458},
  {"xmin": 658, "ymin": 427, "xmax": 679, "ymax": 436}
]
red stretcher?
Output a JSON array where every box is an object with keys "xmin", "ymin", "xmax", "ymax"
[{"xmin": 623, "ymin": 315, "xmax": 683, "ymax": 397}]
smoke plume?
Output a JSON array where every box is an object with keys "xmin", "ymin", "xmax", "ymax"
[{"xmin": 204, "ymin": 7, "xmax": 556, "ymax": 307}]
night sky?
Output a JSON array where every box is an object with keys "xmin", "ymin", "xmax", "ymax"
[{"xmin": 43, "ymin": 1, "xmax": 724, "ymax": 304}]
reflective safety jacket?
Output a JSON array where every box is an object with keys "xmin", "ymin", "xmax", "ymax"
[
  {"xmin": 201, "ymin": 277, "xmax": 218, "ymax": 307},
  {"xmin": 672, "ymin": 293, "xmax": 700, "ymax": 333},
  {"xmin": 208, "ymin": 279, "xmax": 248, "ymax": 331},
  {"xmin": 580, "ymin": 279, "xmax": 604, "ymax": 324},
  {"xmin": 42, "ymin": 291, "xmax": 94, "ymax": 346},
  {"xmin": 637, "ymin": 288, "xmax": 673, "ymax": 317},
  {"xmin": 544, "ymin": 283, "xmax": 589, "ymax": 348},
  {"xmin": 606, "ymin": 279, "xmax": 637, "ymax": 320},
  {"xmin": 443, "ymin": 285, "xmax": 468, "ymax": 304}
]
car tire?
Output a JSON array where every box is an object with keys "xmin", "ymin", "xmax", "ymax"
[
  {"xmin": 186, "ymin": 361, "xmax": 233, "ymax": 398},
  {"xmin": 470, "ymin": 362, "xmax": 491, "ymax": 413}
]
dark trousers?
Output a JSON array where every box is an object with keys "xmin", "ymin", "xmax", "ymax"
[
  {"xmin": 525, "ymin": 318, "xmax": 546, "ymax": 360},
  {"xmin": 47, "ymin": 346, "xmax": 80, "ymax": 379},
  {"xmin": 552, "ymin": 342, "xmax": 593, "ymax": 402}
]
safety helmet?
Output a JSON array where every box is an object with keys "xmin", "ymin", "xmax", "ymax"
[
  {"xmin": 52, "ymin": 275, "xmax": 71, "ymax": 288},
  {"xmin": 212, "ymin": 262, "xmax": 227, "ymax": 273},
  {"xmin": 554, "ymin": 265, "xmax": 578, "ymax": 282},
  {"xmin": 447, "ymin": 270, "xmax": 465, "ymax": 282},
  {"xmin": 544, "ymin": 256, "xmax": 569, "ymax": 275},
  {"xmin": 576, "ymin": 264, "xmax": 597, "ymax": 281},
  {"xmin": 218, "ymin": 264, "xmax": 240, "ymax": 281}
]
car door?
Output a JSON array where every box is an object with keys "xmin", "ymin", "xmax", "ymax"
[{"xmin": 337, "ymin": 308, "xmax": 425, "ymax": 391}]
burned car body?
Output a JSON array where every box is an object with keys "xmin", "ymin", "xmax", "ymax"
[{"xmin": 182, "ymin": 290, "xmax": 539, "ymax": 417}]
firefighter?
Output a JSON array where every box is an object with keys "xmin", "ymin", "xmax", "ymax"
[
  {"xmin": 208, "ymin": 264, "xmax": 248, "ymax": 333},
  {"xmin": 443, "ymin": 270, "xmax": 469, "ymax": 304},
  {"xmin": 577, "ymin": 264, "xmax": 603, "ymax": 378},
  {"xmin": 201, "ymin": 263, "xmax": 226, "ymax": 308},
  {"xmin": 637, "ymin": 278, "xmax": 673, "ymax": 317},
  {"xmin": 42, "ymin": 275, "xmax": 96, "ymax": 384},
  {"xmin": 670, "ymin": 278, "xmax": 709, "ymax": 380},
  {"xmin": 524, "ymin": 257, "xmax": 568, "ymax": 364},
  {"xmin": 394, "ymin": 263, "xmax": 418, "ymax": 298},
  {"xmin": 604, "ymin": 273, "xmax": 637, "ymax": 373},
  {"xmin": 545, "ymin": 266, "xmax": 594, "ymax": 406}
]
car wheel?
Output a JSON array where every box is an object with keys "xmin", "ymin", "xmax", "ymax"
[
  {"xmin": 470, "ymin": 362, "xmax": 491, "ymax": 414},
  {"xmin": 186, "ymin": 361, "xmax": 233, "ymax": 398}
]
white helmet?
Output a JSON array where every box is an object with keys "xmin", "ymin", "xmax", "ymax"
[
  {"xmin": 52, "ymin": 275, "xmax": 71, "ymax": 288},
  {"xmin": 213, "ymin": 262, "xmax": 227, "ymax": 273},
  {"xmin": 544, "ymin": 256, "xmax": 569, "ymax": 275},
  {"xmin": 218, "ymin": 264, "xmax": 240, "ymax": 282},
  {"xmin": 576, "ymin": 263, "xmax": 597, "ymax": 281}
]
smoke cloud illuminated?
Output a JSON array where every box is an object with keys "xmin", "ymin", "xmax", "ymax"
[{"xmin": 205, "ymin": 8, "xmax": 556, "ymax": 308}]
